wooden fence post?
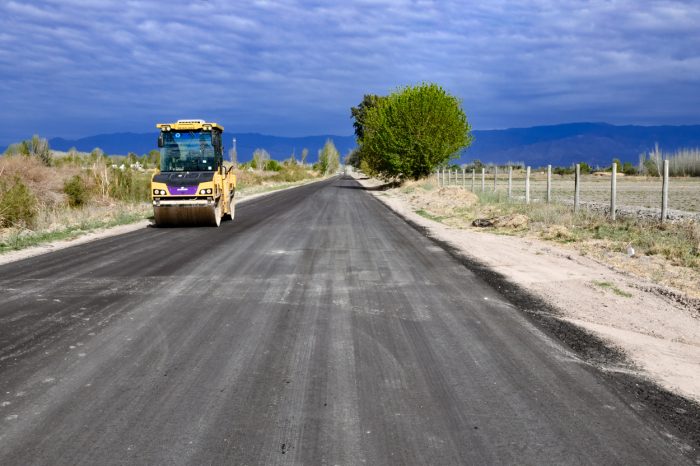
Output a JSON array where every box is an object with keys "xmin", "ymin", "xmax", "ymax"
[
  {"xmin": 525, "ymin": 166, "xmax": 531, "ymax": 204},
  {"xmin": 508, "ymin": 166, "xmax": 512, "ymax": 199},
  {"xmin": 574, "ymin": 164, "xmax": 581, "ymax": 213},
  {"xmin": 661, "ymin": 159, "xmax": 669, "ymax": 222},
  {"xmin": 546, "ymin": 164, "xmax": 552, "ymax": 204},
  {"xmin": 481, "ymin": 168, "xmax": 485, "ymax": 192},
  {"xmin": 611, "ymin": 162, "xmax": 617, "ymax": 220},
  {"xmin": 471, "ymin": 169, "xmax": 475, "ymax": 192},
  {"xmin": 462, "ymin": 167, "xmax": 466, "ymax": 189}
]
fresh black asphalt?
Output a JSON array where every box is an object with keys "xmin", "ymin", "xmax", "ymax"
[{"xmin": 0, "ymin": 176, "xmax": 694, "ymax": 464}]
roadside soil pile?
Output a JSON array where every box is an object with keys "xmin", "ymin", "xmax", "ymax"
[{"xmin": 355, "ymin": 174, "xmax": 700, "ymax": 404}]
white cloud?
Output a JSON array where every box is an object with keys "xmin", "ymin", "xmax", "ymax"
[{"xmin": 0, "ymin": 0, "xmax": 699, "ymax": 140}]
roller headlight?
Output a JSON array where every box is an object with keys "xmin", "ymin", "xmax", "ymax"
[{"xmin": 199, "ymin": 188, "xmax": 213, "ymax": 194}]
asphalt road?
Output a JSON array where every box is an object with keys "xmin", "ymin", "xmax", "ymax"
[{"xmin": 0, "ymin": 176, "xmax": 693, "ymax": 465}]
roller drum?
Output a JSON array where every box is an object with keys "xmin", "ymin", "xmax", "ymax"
[{"xmin": 154, "ymin": 203, "xmax": 221, "ymax": 227}]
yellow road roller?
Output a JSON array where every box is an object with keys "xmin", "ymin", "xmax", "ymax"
[{"xmin": 151, "ymin": 120, "xmax": 236, "ymax": 227}]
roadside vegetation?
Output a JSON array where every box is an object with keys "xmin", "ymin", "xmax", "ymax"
[
  {"xmin": 0, "ymin": 138, "xmax": 152, "ymax": 252},
  {"xmin": 386, "ymin": 178, "xmax": 700, "ymax": 296},
  {"xmin": 1, "ymin": 135, "xmax": 325, "ymax": 252}
]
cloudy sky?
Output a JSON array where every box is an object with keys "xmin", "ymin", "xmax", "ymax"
[{"xmin": 1, "ymin": 0, "xmax": 699, "ymax": 143}]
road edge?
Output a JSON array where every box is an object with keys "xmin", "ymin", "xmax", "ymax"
[
  {"xmin": 0, "ymin": 176, "xmax": 331, "ymax": 266},
  {"xmin": 351, "ymin": 175, "xmax": 700, "ymax": 459}
]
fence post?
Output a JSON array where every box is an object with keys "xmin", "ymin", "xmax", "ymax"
[
  {"xmin": 610, "ymin": 162, "xmax": 617, "ymax": 220},
  {"xmin": 494, "ymin": 166, "xmax": 498, "ymax": 191},
  {"xmin": 525, "ymin": 166, "xmax": 531, "ymax": 204},
  {"xmin": 462, "ymin": 167, "xmax": 466, "ymax": 189},
  {"xmin": 661, "ymin": 159, "xmax": 669, "ymax": 223},
  {"xmin": 508, "ymin": 166, "xmax": 512, "ymax": 199},
  {"xmin": 481, "ymin": 168, "xmax": 485, "ymax": 192},
  {"xmin": 471, "ymin": 169, "xmax": 475, "ymax": 191},
  {"xmin": 546, "ymin": 164, "xmax": 552, "ymax": 204},
  {"xmin": 574, "ymin": 164, "xmax": 581, "ymax": 213}
]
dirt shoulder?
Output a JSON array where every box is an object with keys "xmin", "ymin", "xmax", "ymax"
[{"xmin": 353, "ymin": 174, "xmax": 700, "ymax": 404}]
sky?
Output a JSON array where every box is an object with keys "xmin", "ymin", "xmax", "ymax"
[{"xmin": 1, "ymin": 0, "xmax": 699, "ymax": 143}]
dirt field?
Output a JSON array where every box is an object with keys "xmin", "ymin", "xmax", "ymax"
[
  {"xmin": 444, "ymin": 171, "xmax": 700, "ymax": 212},
  {"xmin": 354, "ymin": 173, "xmax": 700, "ymax": 405}
]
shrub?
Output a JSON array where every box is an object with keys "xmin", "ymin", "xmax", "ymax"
[
  {"xmin": 318, "ymin": 139, "xmax": 340, "ymax": 175},
  {"xmin": 252, "ymin": 148, "xmax": 271, "ymax": 171},
  {"xmin": 4, "ymin": 135, "xmax": 52, "ymax": 166},
  {"xmin": 266, "ymin": 159, "xmax": 283, "ymax": 172},
  {"xmin": 270, "ymin": 164, "xmax": 312, "ymax": 182},
  {"xmin": 622, "ymin": 162, "xmax": 637, "ymax": 175},
  {"xmin": 108, "ymin": 168, "xmax": 150, "ymax": 202},
  {"xmin": 0, "ymin": 176, "xmax": 38, "ymax": 228},
  {"xmin": 63, "ymin": 175, "xmax": 90, "ymax": 207}
]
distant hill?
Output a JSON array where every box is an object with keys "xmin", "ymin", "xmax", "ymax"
[
  {"xmin": 47, "ymin": 132, "xmax": 357, "ymax": 164},
  {"xmin": 461, "ymin": 122, "xmax": 700, "ymax": 167},
  {"xmin": 6, "ymin": 122, "xmax": 700, "ymax": 167}
]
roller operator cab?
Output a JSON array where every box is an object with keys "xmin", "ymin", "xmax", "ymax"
[{"xmin": 151, "ymin": 120, "xmax": 236, "ymax": 227}]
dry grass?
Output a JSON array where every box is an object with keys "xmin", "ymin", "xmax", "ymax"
[
  {"xmin": 0, "ymin": 155, "xmax": 77, "ymax": 209},
  {"xmin": 1, "ymin": 157, "xmax": 321, "ymax": 252},
  {"xmin": 391, "ymin": 178, "xmax": 700, "ymax": 297},
  {"xmin": 0, "ymin": 155, "xmax": 151, "ymax": 249},
  {"xmin": 443, "ymin": 171, "xmax": 700, "ymax": 212}
]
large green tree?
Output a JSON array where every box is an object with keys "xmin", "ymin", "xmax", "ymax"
[
  {"xmin": 355, "ymin": 83, "xmax": 472, "ymax": 181},
  {"xmin": 350, "ymin": 94, "xmax": 384, "ymax": 140}
]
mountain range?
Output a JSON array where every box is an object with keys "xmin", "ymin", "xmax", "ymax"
[
  {"xmin": 457, "ymin": 122, "xmax": 700, "ymax": 167},
  {"xmin": 47, "ymin": 133, "xmax": 357, "ymax": 164},
  {"xmin": 6, "ymin": 122, "xmax": 700, "ymax": 167}
]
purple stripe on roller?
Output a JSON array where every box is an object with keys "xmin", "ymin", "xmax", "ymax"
[{"xmin": 168, "ymin": 185, "xmax": 198, "ymax": 195}]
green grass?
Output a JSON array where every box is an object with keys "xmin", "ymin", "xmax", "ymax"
[
  {"xmin": 415, "ymin": 209, "xmax": 446, "ymax": 222},
  {"xmin": 592, "ymin": 280, "xmax": 633, "ymax": 298},
  {"xmin": 0, "ymin": 210, "xmax": 149, "ymax": 253}
]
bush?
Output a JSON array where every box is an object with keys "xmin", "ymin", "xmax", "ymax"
[
  {"xmin": 108, "ymin": 168, "xmax": 150, "ymax": 202},
  {"xmin": 266, "ymin": 159, "xmax": 283, "ymax": 172},
  {"xmin": 553, "ymin": 166, "xmax": 574, "ymax": 175},
  {"xmin": 318, "ymin": 139, "xmax": 340, "ymax": 175},
  {"xmin": 4, "ymin": 135, "xmax": 52, "ymax": 166},
  {"xmin": 0, "ymin": 176, "xmax": 38, "ymax": 228},
  {"xmin": 622, "ymin": 162, "xmax": 637, "ymax": 175},
  {"xmin": 63, "ymin": 175, "xmax": 90, "ymax": 207},
  {"xmin": 270, "ymin": 164, "xmax": 313, "ymax": 182}
]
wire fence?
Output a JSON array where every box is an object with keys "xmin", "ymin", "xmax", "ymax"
[{"xmin": 436, "ymin": 163, "xmax": 700, "ymax": 222}]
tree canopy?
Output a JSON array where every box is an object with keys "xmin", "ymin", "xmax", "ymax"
[{"xmin": 352, "ymin": 83, "xmax": 472, "ymax": 181}]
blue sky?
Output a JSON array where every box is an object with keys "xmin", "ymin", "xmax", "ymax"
[{"xmin": 1, "ymin": 0, "xmax": 699, "ymax": 143}]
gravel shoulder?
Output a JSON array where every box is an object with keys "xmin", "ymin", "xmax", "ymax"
[{"xmin": 353, "ymin": 174, "xmax": 700, "ymax": 404}]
